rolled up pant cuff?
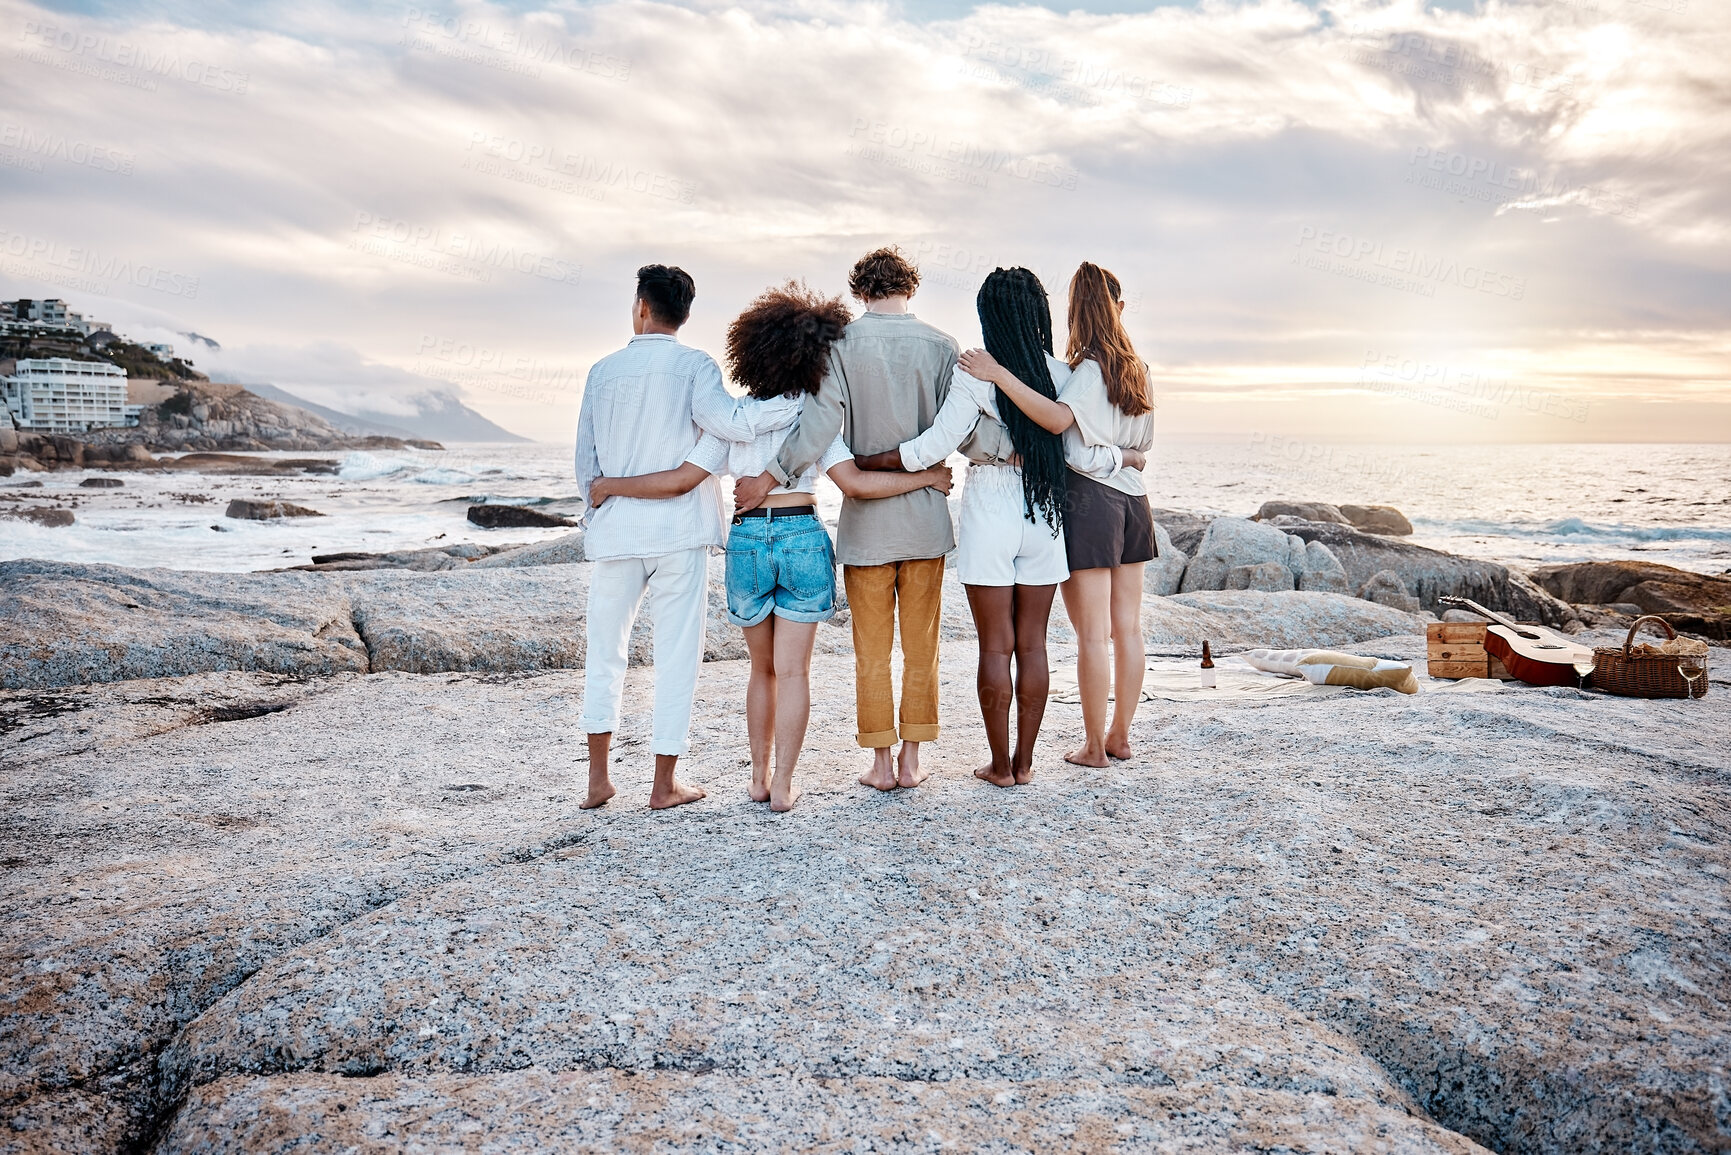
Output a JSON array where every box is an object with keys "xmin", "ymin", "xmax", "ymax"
[
  {"xmin": 898, "ymin": 724, "xmax": 939, "ymax": 743},
  {"xmin": 856, "ymin": 728, "xmax": 899, "ymax": 749}
]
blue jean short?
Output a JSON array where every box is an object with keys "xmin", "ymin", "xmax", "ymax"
[{"xmin": 725, "ymin": 509, "xmax": 837, "ymax": 627}]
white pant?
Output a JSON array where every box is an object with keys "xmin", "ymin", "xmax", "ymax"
[
  {"xmin": 956, "ymin": 463, "xmax": 1070, "ymax": 587},
  {"xmin": 580, "ymin": 547, "xmax": 710, "ymax": 756}
]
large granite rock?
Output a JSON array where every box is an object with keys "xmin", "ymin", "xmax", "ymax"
[
  {"xmin": 468, "ymin": 532, "xmax": 587, "ymax": 568},
  {"xmin": 1180, "ymin": 517, "xmax": 1304, "ymax": 594},
  {"xmin": 1532, "ymin": 561, "xmax": 1731, "ymax": 641},
  {"xmin": 0, "ymin": 560, "xmax": 368, "ymax": 689},
  {"xmin": 1276, "ymin": 522, "xmax": 1575, "ymax": 626},
  {"xmin": 224, "ymin": 499, "xmax": 323, "ymax": 520},
  {"xmin": 0, "ymin": 506, "xmax": 73, "ymax": 527},
  {"xmin": 1145, "ymin": 520, "xmax": 1186, "ymax": 596},
  {"xmin": 466, "ymin": 504, "xmax": 578, "ymax": 530},
  {"xmin": 1150, "ymin": 508, "xmax": 1210, "ymax": 556},
  {"xmin": 1153, "ymin": 589, "xmax": 1426, "ymax": 649},
  {"xmin": 3, "ymin": 660, "xmax": 1725, "ymax": 1153},
  {"xmin": 1359, "ymin": 569, "xmax": 1423, "ymax": 612},
  {"xmin": 1178, "ymin": 517, "xmax": 1350, "ymax": 598},
  {"xmin": 1340, "ymin": 503, "xmax": 1414, "ymax": 535},
  {"xmin": 1227, "ymin": 561, "xmax": 1294, "ymax": 592},
  {"xmin": 1257, "ymin": 499, "xmax": 1350, "ymax": 524},
  {"xmin": 1299, "ymin": 539, "xmax": 1352, "ymax": 594}
]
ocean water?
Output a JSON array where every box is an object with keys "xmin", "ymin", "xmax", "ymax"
[{"xmin": 2, "ymin": 440, "xmax": 1727, "ymax": 577}]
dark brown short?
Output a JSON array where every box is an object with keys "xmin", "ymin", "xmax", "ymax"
[{"xmin": 1063, "ymin": 471, "xmax": 1156, "ymax": 571}]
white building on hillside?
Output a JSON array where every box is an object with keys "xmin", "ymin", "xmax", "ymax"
[
  {"xmin": 1, "ymin": 299, "xmax": 111, "ymax": 338},
  {"xmin": 1, "ymin": 358, "xmax": 141, "ymax": 432}
]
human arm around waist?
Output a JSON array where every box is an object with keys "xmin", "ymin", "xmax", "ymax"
[
  {"xmin": 885, "ymin": 366, "xmax": 990, "ymax": 470},
  {"xmin": 828, "ymin": 459, "xmax": 953, "ymax": 499},
  {"xmin": 1063, "ymin": 431, "xmax": 1124, "ymax": 480},
  {"xmin": 586, "ymin": 431, "xmax": 725, "ymax": 506}
]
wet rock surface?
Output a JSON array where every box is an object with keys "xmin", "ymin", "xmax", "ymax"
[
  {"xmin": 0, "ymin": 506, "xmax": 73, "ymax": 527},
  {"xmin": 2, "ymin": 657, "xmax": 1727, "ymax": 1153},
  {"xmin": 466, "ymin": 504, "xmax": 578, "ymax": 530},
  {"xmin": 223, "ymin": 499, "xmax": 324, "ymax": 520}
]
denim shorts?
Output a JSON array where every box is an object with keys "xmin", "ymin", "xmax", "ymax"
[{"xmin": 725, "ymin": 510, "xmax": 837, "ymax": 627}]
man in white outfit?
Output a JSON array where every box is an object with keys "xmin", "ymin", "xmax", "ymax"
[{"xmin": 574, "ymin": 264, "xmax": 726, "ymax": 810}]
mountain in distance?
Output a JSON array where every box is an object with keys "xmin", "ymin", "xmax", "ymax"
[{"xmin": 243, "ymin": 382, "xmax": 528, "ymax": 443}]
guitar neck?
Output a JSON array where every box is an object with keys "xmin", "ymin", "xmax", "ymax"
[{"xmin": 1442, "ymin": 596, "xmax": 1529, "ymax": 637}]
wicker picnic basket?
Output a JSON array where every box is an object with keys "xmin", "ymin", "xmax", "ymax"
[{"xmin": 1592, "ymin": 616, "xmax": 1710, "ymax": 699}]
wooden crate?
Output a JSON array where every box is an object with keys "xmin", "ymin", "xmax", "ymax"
[{"xmin": 1426, "ymin": 622, "xmax": 1513, "ymax": 680}]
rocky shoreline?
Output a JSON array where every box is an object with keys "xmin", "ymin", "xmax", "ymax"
[
  {"xmin": 0, "ymin": 382, "xmax": 443, "ymax": 478},
  {"xmin": 6, "ymin": 496, "xmax": 1725, "ymax": 692}
]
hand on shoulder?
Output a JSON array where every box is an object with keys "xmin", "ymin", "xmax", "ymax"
[{"xmin": 958, "ymin": 348, "xmax": 1003, "ymax": 384}]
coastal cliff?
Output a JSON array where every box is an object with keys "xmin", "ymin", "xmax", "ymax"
[{"xmin": 0, "ymin": 382, "xmax": 442, "ymax": 476}]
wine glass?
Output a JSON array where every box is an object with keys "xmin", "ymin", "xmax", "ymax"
[
  {"xmin": 1678, "ymin": 658, "xmax": 1707, "ymax": 698},
  {"xmin": 1572, "ymin": 652, "xmax": 1596, "ymax": 697}
]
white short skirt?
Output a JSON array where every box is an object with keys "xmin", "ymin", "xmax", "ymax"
[{"xmin": 955, "ymin": 463, "xmax": 1070, "ymax": 587}]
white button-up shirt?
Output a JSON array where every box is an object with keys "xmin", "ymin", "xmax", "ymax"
[{"xmin": 575, "ymin": 334, "xmax": 730, "ymax": 561}]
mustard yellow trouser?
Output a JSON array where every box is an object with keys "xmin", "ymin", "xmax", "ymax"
[{"xmin": 843, "ymin": 557, "xmax": 945, "ymax": 748}]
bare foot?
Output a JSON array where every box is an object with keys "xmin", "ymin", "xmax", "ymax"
[
  {"xmin": 580, "ymin": 782, "xmax": 616, "ymax": 809},
  {"xmin": 974, "ymin": 762, "xmax": 1016, "ymax": 788},
  {"xmin": 748, "ymin": 767, "xmax": 771, "ymax": 803},
  {"xmin": 897, "ymin": 743, "xmax": 929, "ymax": 789},
  {"xmin": 649, "ymin": 779, "xmax": 707, "ymax": 810},
  {"xmin": 770, "ymin": 779, "xmax": 802, "ymax": 812},
  {"xmin": 1105, "ymin": 735, "xmax": 1134, "ymax": 760},
  {"xmin": 1013, "ymin": 762, "xmax": 1037, "ymax": 786},
  {"xmin": 1065, "ymin": 747, "xmax": 1109, "ymax": 768},
  {"xmin": 859, "ymin": 748, "xmax": 898, "ymax": 791}
]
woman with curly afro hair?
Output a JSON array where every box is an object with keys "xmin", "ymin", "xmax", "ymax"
[{"xmin": 589, "ymin": 282, "xmax": 954, "ymax": 811}]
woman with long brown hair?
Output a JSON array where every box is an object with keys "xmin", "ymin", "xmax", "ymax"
[{"xmin": 956, "ymin": 261, "xmax": 1155, "ymax": 767}]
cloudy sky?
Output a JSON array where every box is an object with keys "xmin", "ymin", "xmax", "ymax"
[{"xmin": 1, "ymin": 0, "xmax": 1725, "ymax": 443}]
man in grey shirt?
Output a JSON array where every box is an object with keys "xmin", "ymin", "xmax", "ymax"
[{"xmin": 735, "ymin": 247, "xmax": 958, "ymax": 792}]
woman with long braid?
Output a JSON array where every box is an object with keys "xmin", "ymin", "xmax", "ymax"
[
  {"xmin": 958, "ymin": 262, "xmax": 1155, "ymax": 768},
  {"xmin": 855, "ymin": 268, "xmax": 1125, "ymax": 786}
]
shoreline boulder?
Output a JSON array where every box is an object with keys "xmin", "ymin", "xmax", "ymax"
[
  {"xmin": 226, "ymin": 499, "xmax": 324, "ymax": 520},
  {"xmin": 1256, "ymin": 500, "xmax": 1349, "ymax": 525},
  {"xmin": 1339, "ymin": 504, "xmax": 1414, "ymax": 536},
  {"xmin": 0, "ymin": 506, "xmax": 75, "ymax": 527},
  {"xmin": 1359, "ymin": 570, "xmax": 1422, "ymax": 613},
  {"xmin": 1532, "ymin": 560, "xmax": 1731, "ymax": 641},
  {"xmin": 1178, "ymin": 517, "xmax": 1350, "ymax": 597},
  {"xmin": 1145, "ymin": 520, "xmax": 1187, "ymax": 596},
  {"xmin": 1278, "ymin": 521, "xmax": 1574, "ymax": 626},
  {"xmin": 467, "ymin": 504, "xmax": 578, "ymax": 530}
]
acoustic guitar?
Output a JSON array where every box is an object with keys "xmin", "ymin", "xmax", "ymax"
[{"xmin": 1438, "ymin": 596, "xmax": 1594, "ymax": 687}]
